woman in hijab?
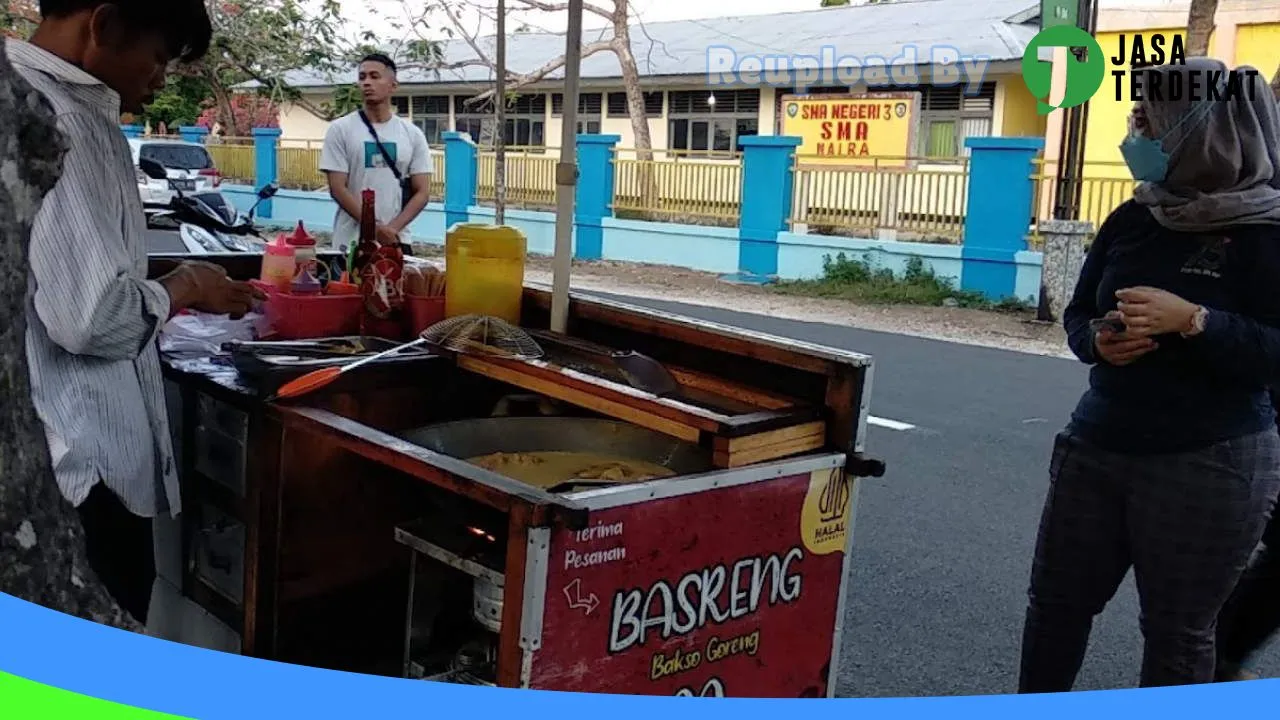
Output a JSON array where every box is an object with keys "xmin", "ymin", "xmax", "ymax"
[{"xmin": 1018, "ymin": 59, "xmax": 1280, "ymax": 691}]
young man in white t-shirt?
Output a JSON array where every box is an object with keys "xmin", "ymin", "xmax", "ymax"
[{"xmin": 319, "ymin": 53, "xmax": 432, "ymax": 249}]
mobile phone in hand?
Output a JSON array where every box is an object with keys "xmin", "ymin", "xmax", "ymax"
[{"xmin": 1090, "ymin": 317, "xmax": 1127, "ymax": 333}]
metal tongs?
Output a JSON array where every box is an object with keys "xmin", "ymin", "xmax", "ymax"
[{"xmin": 524, "ymin": 330, "xmax": 681, "ymax": 398}]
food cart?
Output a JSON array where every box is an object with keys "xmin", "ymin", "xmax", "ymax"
[
  {"xmin": 153, "ymin": 255, "xmax": 885, "ymax": 697},
  {"xmin": 153, "ymin": 2, "xmax": 880, "ymax": 691}
]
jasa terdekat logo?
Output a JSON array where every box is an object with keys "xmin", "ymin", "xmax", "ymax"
[{"xmin": 1021, "ymin": 28, "xmax": 1259, "ymax": 115}]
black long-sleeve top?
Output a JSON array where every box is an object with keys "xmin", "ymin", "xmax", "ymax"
[{"xmin": 1063, "ymin": 200, "xmax": 1280, "ymax": 454}]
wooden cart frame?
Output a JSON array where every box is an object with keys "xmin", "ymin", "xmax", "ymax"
[{"xmin": 160, "ymin": 281, "xmax": 884, "ymax": 692}]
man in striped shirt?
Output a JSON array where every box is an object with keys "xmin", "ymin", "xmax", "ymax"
[{"xmin": 10, "ymin": 0, "xmax": 262, "ymax": 625}]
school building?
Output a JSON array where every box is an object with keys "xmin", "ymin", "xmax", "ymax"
[{"xmin": 261, "ymin": 0, "xmax": 1047, "ymax": 159}]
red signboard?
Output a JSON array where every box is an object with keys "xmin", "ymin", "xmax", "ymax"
[{"xmin": 527, "ymin": 467, "xmax": 853, "ymax": 697}]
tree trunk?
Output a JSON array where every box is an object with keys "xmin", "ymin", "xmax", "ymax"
[
  {"xmin": 612, "ymin": 0, "xmax": 651, "ymax": 162},
  {"xmin": 611, "ymin": 0, "xmax": 658, "ymax": 218},
  {"xmin": 1185, "ymin": 0, "xmax": 1218, "ymax": 58},
  {"xmin": 0, "ymin": 38, "xmax": 142, "ymax": 632},
  {"xmin": 209, "ymin": 71, "xmax": 240, "ymax": 137}
]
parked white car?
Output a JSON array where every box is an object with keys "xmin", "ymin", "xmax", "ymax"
[{"xmin": 129, "ymin": 138, "xmax": 222, "ymax": 208}]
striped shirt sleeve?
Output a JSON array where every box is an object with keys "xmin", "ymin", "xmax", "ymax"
[{"xmin": 29, "ymin": 111, "xmax": 171, "ymax": 359}]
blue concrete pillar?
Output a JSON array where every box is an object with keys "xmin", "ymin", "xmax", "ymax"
[
  {"xmin": 443, "ymin": 131, "xmax": 478, "ymax": 228},
  {"xmin": 120, "ymin": 124, "xmax": 143, "ymax": 139},
  {"xmin": 574, "ymin": 134, "xmax": 620, "ymax": 261},
  {"xmin": 253, "ymin": 127, "xmax": 282, "ymax": 219},
  {"xmin": 960, "ymin": 137, "xmax": 1045, "ymax": 300},
  {"xmin": 731, "ymin": 136, "xmax": 803, "ymax": 283},
  {"xmin": 178, "ymin": 125, "xmax": 209, "ymax": 145}
]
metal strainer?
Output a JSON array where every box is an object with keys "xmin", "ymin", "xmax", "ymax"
[{"xmin": 420, "ymin": 315, "xmax": 544, "ymax": 359}]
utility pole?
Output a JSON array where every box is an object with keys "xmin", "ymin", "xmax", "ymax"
[
  {"xmin": 1036, "ymin": 0, "xmax": 1097, "ymax": 323},
  {"xmin": 1052, "ymin": 0, "xmax": 1098, "ymax": 222}
]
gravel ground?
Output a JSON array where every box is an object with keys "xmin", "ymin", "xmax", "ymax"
[{"xmin": 411, "ymin": 246, "xmax": 1073, "ymax": 359}]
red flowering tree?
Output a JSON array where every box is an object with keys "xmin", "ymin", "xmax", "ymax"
[{"xmin": 196, "ymin": 94, "xmax": 280, "ymax": 135}]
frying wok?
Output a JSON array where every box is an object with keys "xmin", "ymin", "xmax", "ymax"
[{"xmin": 399, "ymin": 417, "xmax": 713, "ymax": 490}]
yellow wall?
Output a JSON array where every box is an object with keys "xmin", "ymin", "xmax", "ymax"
[
  {"xmin": 1000, "ymin": 76, "xmax": 1046, "ymax": 138},
  {"xmin": 278, "ymin": 97, "xmax": 334, "ymax": 142},
  {"xmin": 1233, "ymin": 23, "xmax": 1280, "ymax": 75},
  {"xmin": 269, "ymin": 76, "xmax": 1029, "ymax": 154}
]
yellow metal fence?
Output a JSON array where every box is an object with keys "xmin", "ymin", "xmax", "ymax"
[
  {"xmin": 476, "ymin": 148, "xmax": 557, "ymax": 208},
  {"xmin": 199, "ymin": 136, "xmax": 1144, "ymax": 246},
  {"xmin": 205, "ymin": 137, "xmax": 254, "ymax": 185},
  {"xmin": 205, "ymin": 138, "xmax": 445, "ymax": 197},
  {"xmin": 790, "ymin": 156, "xmax": 970, "ymax": 243},
  {"xmin": 1029, "ymin": 160, "xmax": 1135, "ymax": 247},
  {"xmin": 613, "ymin": 151, "xmax": 743, "ymax": 225}
]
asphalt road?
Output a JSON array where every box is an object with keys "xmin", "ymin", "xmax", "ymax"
[{"xmin": 584, "ymin": 291, "xmax": 1280, "ymax": 698}]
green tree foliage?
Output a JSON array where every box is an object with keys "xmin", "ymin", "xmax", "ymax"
[
  {"xmin": 199, "ymin": 0, "xmax": 443, "ymax": 134},
  {"xmin": 0, "ymin": 0, "xmax": 37, "ymax": 38}
]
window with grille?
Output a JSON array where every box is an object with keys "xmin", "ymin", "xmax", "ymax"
[
  {"xmin": 396, "ymin": 95, "xmax": 449, "ymax": 145},
  {"xmin": 915, "ymin": 82, "xmax": 996, "ymax": 157},
  {"xmin": 668, "ymin": 89, "xmax": 759, "ymax": 155},
  {"xmin": 606, "ymin": 91, "xmax": 664, "ymax": 117},
  {"xmin": 551, "ymin": 92, "xmax": 603, "ymax": 136},
  {"xmin": 551, "ymin": 92, "xmax": 603, "ymax": 116},
  {"xmin": 453, "ymin": 93, "xmax": 547, "ymax": 149}
]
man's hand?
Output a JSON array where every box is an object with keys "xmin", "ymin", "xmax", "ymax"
[
  {"xmin": 1094, "ymin": 311, "xmax": 1158, "ymax": 366},
  {"xmin": 375, "ymin": 223, "xmax": 401, "ymax": 246},
  {"xmin": 159, "ymin": 262, "xmax": 266, "ymax": 319},
  {"xmin": 191, "ymin": 279, "xmax": 264, "ymax": 320},
  {"xmin": 1116, "ymin": 286, "xmax": 1199, "ymax": 338}
]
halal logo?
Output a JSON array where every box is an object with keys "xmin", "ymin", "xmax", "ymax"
[
  {"xmin": 787, "ymin": 103, "xmax": 799, "ymax": 118},
  {"xmin": 894, "ymin": 103, "xmax": 907, "ymax": 118},
  {"xmin": 1021, "ymin": 25, "xmax": 1106, "ymax": 114},
  {"xmin": 817, "ymin": 468, "xmax": 849, "ymax": 524}
]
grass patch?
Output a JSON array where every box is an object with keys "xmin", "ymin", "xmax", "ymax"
[{"xmin": 773, "ymin": 252, "xmax": 1031, "ymax": 312}]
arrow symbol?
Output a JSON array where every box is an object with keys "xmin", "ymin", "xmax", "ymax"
[{"xmin": 563, "ymin": 578, "xmax": 600, "ymax": 616}]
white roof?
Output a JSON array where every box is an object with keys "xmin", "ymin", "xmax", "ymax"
[{"xmin": 244, "ymin": 0, "xmax": 1039, "ymax": 90}]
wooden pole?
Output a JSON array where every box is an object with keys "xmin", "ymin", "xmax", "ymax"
[
  {"xmin": 495, "ymin": 0, "xmax": 507, "ymax": 225},
  {"xmin": 550, "ymin": 0, "xmax": 583, "ymax": 333}
]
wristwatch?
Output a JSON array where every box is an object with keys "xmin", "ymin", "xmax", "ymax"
[{"xmin": 1181, "ymin": 305, "xmax": 1209, "ymax": 337}]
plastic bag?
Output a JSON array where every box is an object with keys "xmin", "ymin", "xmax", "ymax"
[{"xmin": 159, "ymin": 311, "xmax": 267, "ymax": 356}]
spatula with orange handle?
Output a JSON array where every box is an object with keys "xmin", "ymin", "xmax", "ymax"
[{"xmin": 267, "ymin": 337, "xmax": 428, "ymax": 401}]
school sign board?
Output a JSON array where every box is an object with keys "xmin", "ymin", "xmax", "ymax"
[{"xmin": 780, "ymin": 92, "xmax": 919, "ymax": 168}]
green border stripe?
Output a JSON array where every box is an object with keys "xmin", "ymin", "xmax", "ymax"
[{"xmin": 0, "ymin": 671, "xmax": 191, "ymax": 719}]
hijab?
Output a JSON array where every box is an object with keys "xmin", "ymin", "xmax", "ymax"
[{"xmin": 1131, "ymin": 57, "xmax": 1280, "ymax": 231}]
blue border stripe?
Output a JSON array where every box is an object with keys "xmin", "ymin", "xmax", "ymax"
[{"xmin": 1, "ymin": 593, "xmax": 1279, "ymax": 717}]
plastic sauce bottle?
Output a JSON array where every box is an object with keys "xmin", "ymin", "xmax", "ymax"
[
  {"xmin": 260, "ymin": 235, "xmax": 296, "ymax": 292},
  {"xmin": 291, "ymin": 269, "xmax": 323, "ymax": 296},
  {"xmin": 286, "ymin": 221, "xmax": 318, "ymax": 280},
  {"xmin": 444, "ymin": 223, "xmax": 527, "ymax": 324}
]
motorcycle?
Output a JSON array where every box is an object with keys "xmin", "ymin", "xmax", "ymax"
[{"xmin": 140, "ymin": 158, "xmax": 279, "ymax": 255}]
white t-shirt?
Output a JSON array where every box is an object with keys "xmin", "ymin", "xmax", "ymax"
[{"xmin": 319, "ymin": 111, "xmax": 432, "ymax": 247}]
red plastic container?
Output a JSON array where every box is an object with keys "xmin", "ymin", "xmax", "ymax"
[
  {"xmin": 264, "ymin": 292, "xmax": 363, "ymax": 340},
  {"xmin": 405, "ymin": 295, "xmax": 446, "ymax": 337}
]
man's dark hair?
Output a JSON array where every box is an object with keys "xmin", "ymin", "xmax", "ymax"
[
  {"xmin": 39, "ymin": 1, "xmax": 212, "ymax": 63},
  {"xmin": 360, "ymin": 53, "xmax": 397, "ymax": 75}
]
